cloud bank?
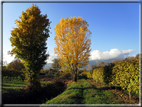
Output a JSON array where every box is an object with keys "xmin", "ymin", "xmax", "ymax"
[
  {"xmin": 3, "ymin": 51, "xmax": 58, "ymax": 64},
  {"xmin": 3, "ymin": 48, "xmax": 136, "ymax": 64},
  {"xmin": 89, "ymin": 48, "xmax": 136, "ymax": 60},
  {"xmin": 46, "ymin": 53, "xmax": 59, "ymax": 63},
  {"xmin": 3, "ymin": 51, "xmax": 15, "ymax": 64}
]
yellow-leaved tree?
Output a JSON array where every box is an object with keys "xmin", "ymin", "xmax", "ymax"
[
  {"xmin": 54, "ymin": 16, "xmax": 91, "ymax": 82},
  {"xmin": 9, "ymin": 4, "xmax": 51, "ymax": 91}
]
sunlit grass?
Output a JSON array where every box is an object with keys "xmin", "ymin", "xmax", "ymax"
[
  {"xmin": 41, "ymin": 79, "xmax": 123, "ymax": 105},
  {"xmin": 2, "ymin": 77, "xmax": 54, "ymax": 93}
]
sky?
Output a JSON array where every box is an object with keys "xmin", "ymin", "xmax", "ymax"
[{"xmin": 2, "ymin": 2, "xmax": 139, "ymax": 65}]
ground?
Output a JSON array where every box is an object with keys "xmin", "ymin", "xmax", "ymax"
[{"xmin": 40, "ymin": 76, "xmax": 139, "ymax": 104}]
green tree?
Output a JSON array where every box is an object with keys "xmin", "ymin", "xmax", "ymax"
[
  {"xmin": 111, "ymin": 58, "xmax": 122, "ymax": 65},
  {"xmin": 92, "ymin": 64, "xmax": 97, "ymax": 70},
  {"xmin": 6, "ymin": 59, "xmax": 25, "ymax": 81},
  {"xmin": 8, "ymin": 4, "xmax": 51, "ymax": 91},
  {"xmin": 6, "ymin": 59, "xmax": 25, "ymax": 71},
  {"xmin": 97, "ymin": 61, "xmax": 105, "ymax": 68},
  {"xmin": 51, "ymin": 58, "xmax": 60, "ymax": 72}
]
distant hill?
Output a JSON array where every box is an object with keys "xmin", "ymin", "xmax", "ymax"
[
  {"xmin": 43, "ymin": 63, "xmax": 52, "ymax": 69},
  {"xmin": 85, "ymin": 57, "xmax": 124, "ymax": 70},
  {"xmin": 43, "ymin": 57, "xmax": 124, "ymax": 70}
]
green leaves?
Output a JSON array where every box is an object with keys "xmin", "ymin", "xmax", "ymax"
[
  {"xmin": 111, "ymin": 57, "xmax": 139, "ymax": 99},
  {"xmin": 9, "ymin": 4, "xmax": 51, "ymax": 91}
]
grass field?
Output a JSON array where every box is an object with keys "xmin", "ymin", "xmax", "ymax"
[
  {"xmin": 2, "ymin": 77, "xmax": 54, "ymax": 94},
  {"xmin": 2, "ymin": 77, "xmax": 28, "ymax": 93},
  {"xmin": 2, "ymin": 76, "xmax": 139, "ymax": 105},
  {"xmin": 2, "ymin": 77, "xmax": 62, "ymax": 104},
  {"xmin": 41, "ymin": 79, "xmax": 123, "ymax": 105}
]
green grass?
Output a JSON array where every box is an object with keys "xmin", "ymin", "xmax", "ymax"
[
  {"xmin": 46, "ymin": 73, "xmax": 55, "ymax": 76},
  {"xmin": 2, "ymin": 77, "xmax": 124, "ymax": 105},
  {"xmin": 40, "ymin": 81, "xmax": 55, "ymax": 87},
  {"xmin": 41, "ymin": 79, "xmax": 123, "ymax": 105},
  {"xmin": 2, "ymin": 77, "xmax": 63, "ymax": 104},
  {"xmin": 2, "ymin": 77, "xmax": 55, "ymax": 93},
  {"xmin": 2, "ymin": 78, "xmax": 28, "ymax": 93}
]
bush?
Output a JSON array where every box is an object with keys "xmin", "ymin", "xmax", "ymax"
[
  {"xmin": 54, "ymin": 72, "xmax": 61, "ymax": 79},
  {"xmin": 87, "ymin": 70, "xmax": 93, "ymax": 79},
  {"xmin": 17, "ymin": 76, "xmax": 22, "ymax": 81},
  {"xmin": 81, "ymin": 71, "xmax": 88, "ymax": 79},
  {"xmin": 62, "ymin": 72, "xmax": 72, "ymax": 79},
  {"xmin": 39, "ymin": 73, "xmax": 46, "ymax": 75},
  {"xmin": 54, "ymin": 71, "xmax": 72, "ymax": 79},
  {"xmin": 43, "ymin": 69, "xmax": 49, "ymax": 74},
  {"xmin": 110, "ymin": 57, "xmax": 139, "ymax": 99}
]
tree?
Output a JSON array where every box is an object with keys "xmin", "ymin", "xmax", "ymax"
[
  {"xmin": 92, "ymin": 63, "xmax": 98, "ymax": 70},
  {"xmin": 97, "ymin": 61, "xmax": 105, "ymax": 68},
  {"xmin": 51, "ymin": 58, "xmax": 60, "ymax": 72},
  {"xmin": 6, "ymin": 59, "xmax": 25, "ymax": 81},
  {"xmin": 135, "ymin": 53, "xmax": 142, "ymax": 59},
  {"xmin": 6, "ymin": 59, "xmax": 25, "ymax": 71},
  {"xmin": 54, "ymin": 16, "xmax": 92, "ymax": 82},
  {"xmin": 88, "ymin": 63, "xmax": 91, "ymax": 71},
  {"xmin": 8, "ymin": 4, "xmax": 51, "ymax": 91},
  {"xmin": 111, "ymin": 58, "xmax": 122, "ymax": 65}
]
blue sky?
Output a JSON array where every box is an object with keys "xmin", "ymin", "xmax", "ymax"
[{"xmin": 3, "ymin": 3, "xmax": 139, "ymax": 64}]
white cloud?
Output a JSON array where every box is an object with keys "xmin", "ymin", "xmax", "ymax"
[
  {"xmin": 3, "ymin": 51, "xmax": 15, "ymax": 64},
  {"xmin": 121, "ymin": 49, "xmax": 135, "ymax": 54},
  {"xmin": 46, "ymin": 53, "xmax": 59, "ymax": 63},
  {"xmin": 3, "ymin": 50, "xmax": 59, "ymax": 64},
  {"xmin": 3, "ymin": 48, "xmax": 136, "ymax": 64},
  {"xmin": 131, "ymin": 54, "xmax": 136, "ymax": 57},
  {"xmin": 89, "ymin": 48, "xmax": 135, "ymax": 60}
]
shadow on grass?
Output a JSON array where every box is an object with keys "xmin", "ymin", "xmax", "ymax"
[
  {"xmin": 69, "ymin": 85, "xmax": 84, "ymax": 104},
  {"xmin": 2, "ymin": 82, "xmax": 66, "ymax": 104},
  {"xmin": 67, "ymin": 84, "xmax": 123, "ymax": 104},
  {"xmin": 68, "ymin": 85, "xmax": 122, "ymax": 91}
]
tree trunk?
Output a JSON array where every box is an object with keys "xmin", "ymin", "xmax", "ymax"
[
  {"xmin": 71, "ymin": 71, "xmax": 73, "ymax": 80},
  {"xmin": 74, "ymin": 73, "xmax": 77, "ymax": 82},
  {"xmin": 74, "ymin": 68, "xmax": 77, "ymax": 82},
  {"xmin": 115, "ymin": 86, "xmax": 117, "ymax": 90},
  {"xmin": 27, "ymin": 73, "xmax": 41, "ymax": 92},
  {"xmin": 129, "ymin": 91, "xmax": 131, "ymax": 100},
  {"xmin": 10, "ymin": 72, "xmax": 11, "ymax": 81}
]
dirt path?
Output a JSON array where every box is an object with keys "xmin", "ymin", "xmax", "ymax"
[{"xmin": 87, "ymin": 79, "xmax": 139, "ymax": 104}]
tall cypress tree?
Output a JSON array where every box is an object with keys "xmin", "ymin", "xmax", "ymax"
[{"xmin": 9, "ymin": 4, "xmax": 51, "ymax": 91}]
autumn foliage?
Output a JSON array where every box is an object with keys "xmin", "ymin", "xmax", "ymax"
[
  {"xmin": 9, "ymin": 4, "xmax": 51, "ymax": 91},
  {"xmin": 54, "ymin": 16, "xmax": 91, "ymax": 82},
  {"xmin": 6, "ymin": 59, "xmax": 25, "ymax": 71}
]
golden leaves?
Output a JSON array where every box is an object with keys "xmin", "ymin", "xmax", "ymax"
[{"xmin": 54, "ymin": 16, "xmax": 91, "ymax": 72}]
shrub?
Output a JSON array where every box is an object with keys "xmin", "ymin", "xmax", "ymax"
[
  {"xmin": 62, "ymin": 72, "xmax": 72, "ymax": 79},
  {"xmin": 54, "ymin": 72, "xmax": 61, "ymax": 79},
  {"xmin": 81, "ymin": 71, "xmax": 88, "ymax": 79}
]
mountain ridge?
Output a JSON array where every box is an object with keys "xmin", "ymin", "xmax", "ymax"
[{"xmin": 43, "ymin": 57, "xmax": 124, "ymax": 70}]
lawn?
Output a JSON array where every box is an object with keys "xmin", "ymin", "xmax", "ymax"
[
  {"xmin": 2, "ymin": 77, "xmax": 54, "ymax": 94},
  {"xmin": 2, "ymin": 77, "xmax": 28, "ymax": 93},
  {"xmin": 2, "ymin": 76, "xmax": 139, "ymax": 105},
  {"xmin": 2, "ymin": 77, "xmax": 62, "ymax": 104},
  {"xmin": 41, "ymin": 79, "xmax": 123, "ymax": 105}
]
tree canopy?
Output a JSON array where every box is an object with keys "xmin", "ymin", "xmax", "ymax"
[
  {"xmin": 9, "ymin": 4, "xmax": 51, "ymax": 91},
  {"xmin": 54, "ymin": 16, "xmax": 91, "ymax": 82},
  {"xmin": 6, "ymin": 59, "xmax": 25, "ymax": 72},
  {"xmin": 51, "ymin": 58, "xmax": 60, "ymax": 71}
]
